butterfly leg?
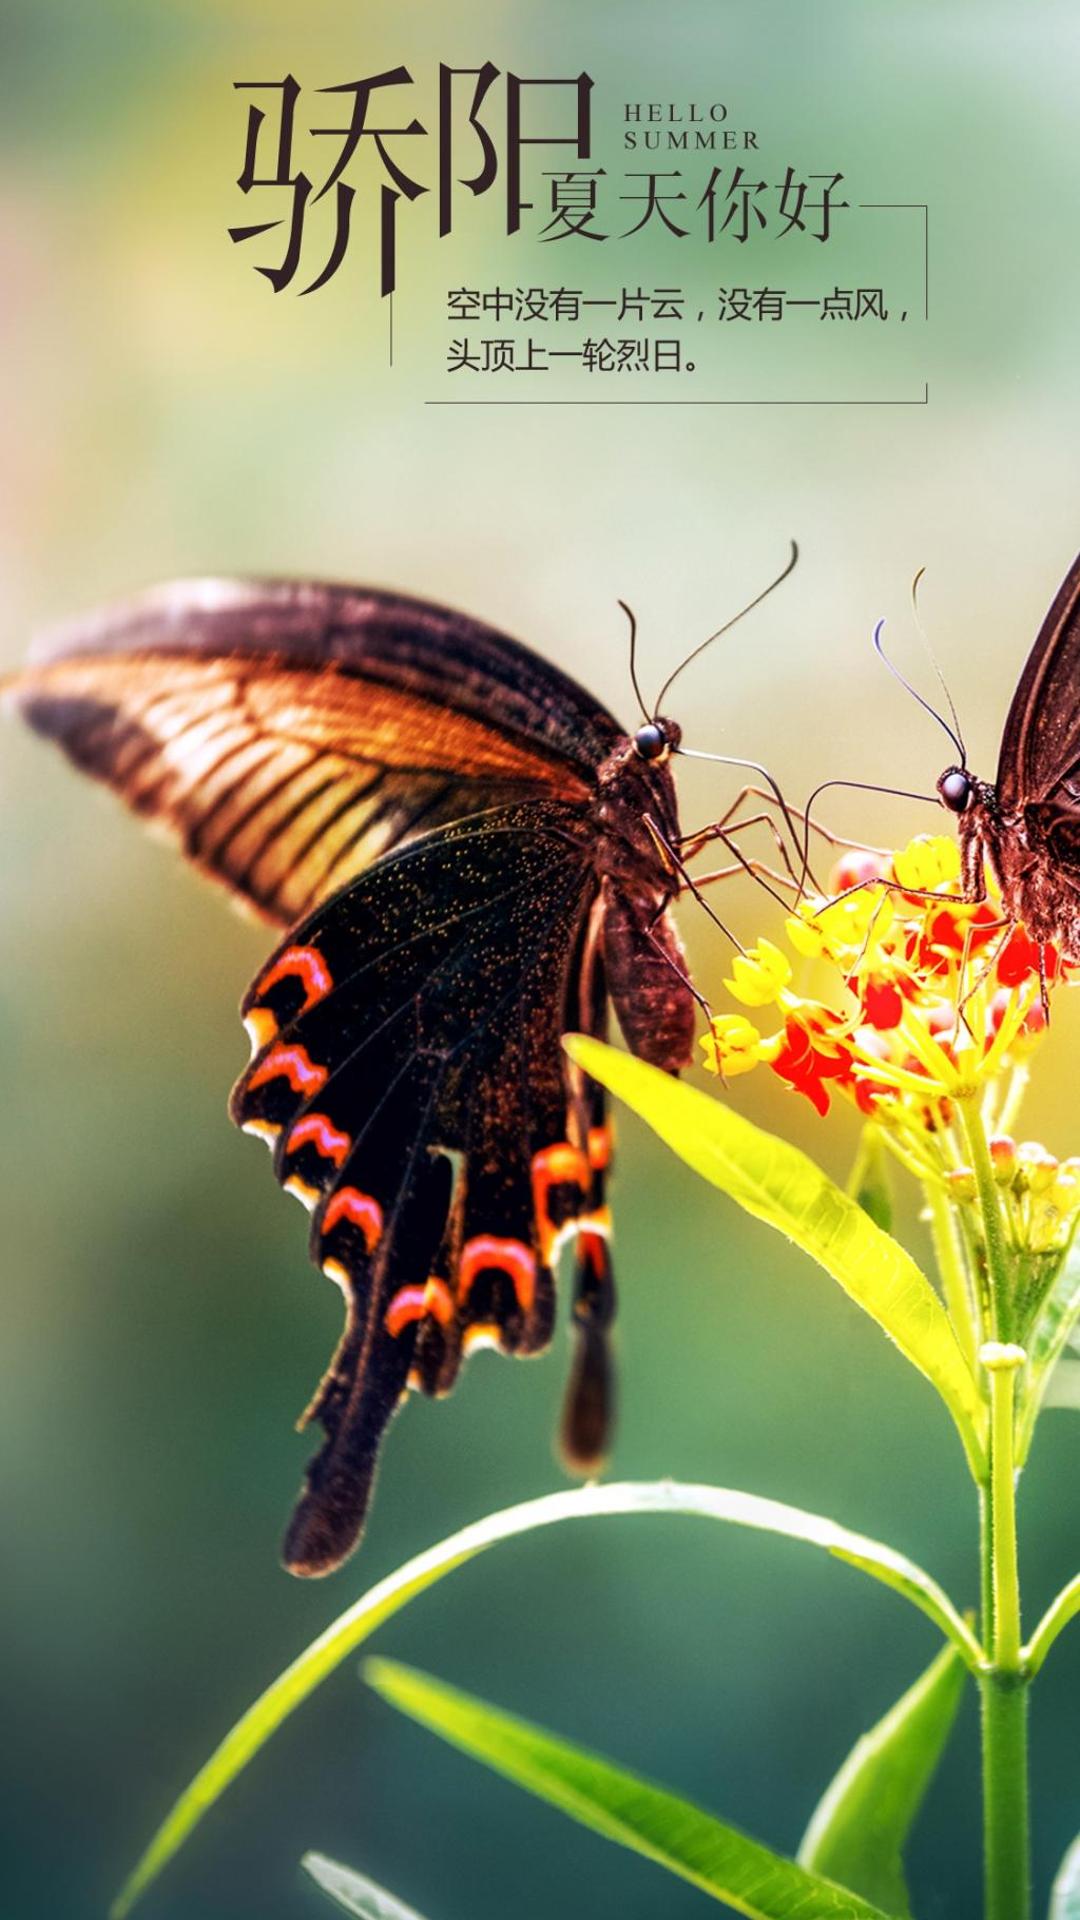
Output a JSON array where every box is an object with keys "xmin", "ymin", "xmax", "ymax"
[
  {"xmin": 681, "ymin": 786, "xmax": 886, "ymax": 895},
  {"xmin": 953, "ymin": 918, "xmax": 1014, "ymax": 1037}
]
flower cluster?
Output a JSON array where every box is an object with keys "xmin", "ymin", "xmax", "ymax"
[{"xmin": 701, "ymin": 834, "xmax": 1079, "ymax": 1257}]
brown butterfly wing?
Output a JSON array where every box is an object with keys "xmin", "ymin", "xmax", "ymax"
[
  {"xmin": 10, "ymin": 578, "xmax": 619, "ymax": 924},
  {"xmin": 229, "ymin": 802, "xmax": 603, "ymax": 1573},
  {"xmin": 995, "ymin": 550, "xmax": 1080, "ymax": 812}
]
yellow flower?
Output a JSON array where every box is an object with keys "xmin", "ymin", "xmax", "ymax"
[
  {"xmin": 787, "ymin": 889, "xmax": 895, "ymax": 966},
  {"xmin": 701, "ymin": 1014, "xmax": 764, "ymax": 1078},
  {"xmin": 724, "ymin": 938, "xmax": 793, "ymax": 1008},
  {"xmin": 892, "ymin": 834, "xmax": 962, "ymax": 893}
]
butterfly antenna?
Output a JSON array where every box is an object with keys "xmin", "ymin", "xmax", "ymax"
[
  {"xmin": 653, "ymin": 540, "xmax": 799, "ymax": 716},
  {"xmin": 676, "ymin": 747, "xmax": 807, "ymax": 888},
  {"xmin": 910, "ymin": 566, "xmax": 968, "ymax": 766},
  {"xmin": 796, "ymin": 776, "xmax": 941, "ymax": 895},
  {"xmin": 618, "ymin": 599, "xmax": 652, "ymax": 725},
  {"xmin": 873, "ymin": 617, "xmax": 967, "ymax": 765}
]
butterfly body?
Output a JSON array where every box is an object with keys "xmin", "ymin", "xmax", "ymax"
[{"xmin": 9, "ymin": 578, "xmax": 696, "ymax": 1574}]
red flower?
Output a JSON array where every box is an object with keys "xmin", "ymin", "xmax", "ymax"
[
  {"xmin": 996, "ymin": 928, "xmax": 1042, "ymax": 988},
  {"xmin": 770, "ymin": 1010, "xmax": 853, "ymax": 1116},
  {"xmin": 861, "ymin": 976, "xmax": 905, "ymax": 1031}
]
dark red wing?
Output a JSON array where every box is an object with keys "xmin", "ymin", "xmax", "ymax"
[
  {"xmin": 229, "ymin": 802, "xmax": 608, "ymax": 1575},
  {"xmin": 995, "ymin": 550, "xmax": 1080, "ymax": 809},
  {"xmin": 9, "ymin": 578, "xmax": 621, "ymax": 925}
]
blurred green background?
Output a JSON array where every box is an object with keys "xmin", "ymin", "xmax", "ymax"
[{"xmin": 4, "ymin": 3, "xmax": 1080, "ymax": 1916}]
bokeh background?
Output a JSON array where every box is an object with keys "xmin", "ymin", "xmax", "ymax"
[{"xmin": 4, "ymin": 3, "xmax": 1080, "ymax": 1916}]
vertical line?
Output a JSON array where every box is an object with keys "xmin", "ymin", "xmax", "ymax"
[{"xmin": 924, "ymin": 204, "xmax": 929, "ymax": 320}]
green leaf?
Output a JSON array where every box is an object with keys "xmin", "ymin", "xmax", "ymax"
[
  {"xmin": 1039, "ymin": 1360, "xmax": 1080, "ymax": 1412},
  {"xmin": 564, "ymin": 1035, "xmax": 986, "ymax": 1468},
  {"xmin": 1022, "ymin": 1570, "xmax": 1080, "ymax": 1678},
  {"xmin": 798, "ymin": 1643, "xmax": 967, "ymax": 1914},
  {"xmin": 110, "ymin": 1481, "xmax": 979, "ymax": 1918},
  {"xmin": 847, "ymin": 1124, "xmax": 894, "ymax": 1234},
  {"xmin": 302, "ymin": 1851, "xmax": 429, "ymax": 1920},
  {"xmin": 1050, "ymin": 1833, "xmax": 1080, "ymax": 1918},
  {"xmin": 1016, "ymin": 1242, "xmax": 1080, "ymax": 1463},
  {"xmin": 365, "ymin": 1660, "xmax": 899, "ymax": 1920}
]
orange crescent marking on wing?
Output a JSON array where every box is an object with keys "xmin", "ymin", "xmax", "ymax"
[
  {"xmin": 423, "ymin": 1277, "xmax": 456, "ymax": 1326},
  {"xmin": 531, "ymin": 1142, "xmax": 590, "ymax": 1264},
  {"xmin": 243, "ymin": 1008, "xmax": 279, "ymax": 1057},
  {"xmin": 459, "ymin": 1235, "xmax": 537, "ymax": 1315},
  {"xmin": 587, "ymin": 1124, "xmax": 614, "ymax": 1171},
  {"xmin": 462, "ymin": 1321, "xmax": 504, "ymax": 1356},
  {"xmin": 384, "ymin": 1276, "xmax": 456, "ymax": 1339},
  {"xmin": 248, "ymin": 1043, "xmax": 328, "ymax": 1097},
  {"xmin": 257, "ymin": 944, "xmax": 333, "ymax": 1010},
  {"xmin": 322, "ymin": 1187, "xmax": 385, "ymax": 1251},
  {"xmin": 577, "ymin": 1227, "xmax": 611, "ymax": 1280},
  {"xmin": 286, "ymin": 1112, "xmax": 351, "ymax": 1166},
  {"xmin": 384, "ymin": 1286, "xmax": 430, "ymax": 1338}
]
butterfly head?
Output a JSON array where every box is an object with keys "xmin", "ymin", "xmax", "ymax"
[
  {"xmin": 632, "ymin": 717, "xmax": 681, "ymax": 765},
  {"xmin": 937, "ymin": 766, "xmax": 975, "ymax": 813}
]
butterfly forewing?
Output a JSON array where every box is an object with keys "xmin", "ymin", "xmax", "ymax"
[
  {"xmin": 13, "ymin": 579, "xmax": 611, "ymax": 924},
  {"xmin": 995, "ymin": 550, "xmax": 1080, "ymax": 811}
]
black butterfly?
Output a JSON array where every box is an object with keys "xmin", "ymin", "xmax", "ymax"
[
  {"xmin": 10, "ymin": 578, "xmax": 708, "ymax": 1576},
  {"xmin": 935, "ymin": 551, "xmax": 1080, "ymax": 962}
]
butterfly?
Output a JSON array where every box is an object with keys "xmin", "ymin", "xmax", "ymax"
[
  {"xmin": 934, "ymin": 550, "xmax": 1080, "ymax": 963},
  {"xmin": 9, "ymin": 576, "xmax": 713, "ymax": 1577}
]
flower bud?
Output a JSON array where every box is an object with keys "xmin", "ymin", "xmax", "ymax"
[
  {"xmin": 891, "ymin": 835, "xmax": 962, "ymax": 893},
  {"xmin": 786, "ymin": 909, "xmax": 827, "ymax": 959},
  {"xmin": 724, "ymin": 938, "xmax": 792, "ymax": 1008},
  {"xmin": 989, "ymin": 1135, "xmax": 1017, "ymax": 1183},
  {"xmin": 945, "ymin": 1167, "xmax": 976, "ymax": 1204},
  {"xmin": 700, "ymin": 1014, "xmax": 763, "ymax": 1079},
  {"xmin": 1017, "ymin": 1141, "xmax": 1059, "ymax": 1193},
  {"xmin": 979, "ymin": 1340, "xmax": 1027, "ymax": 1372},
  {"xmin": 829, "ymin": 850, "xmax": 889, "ymax": 892}
]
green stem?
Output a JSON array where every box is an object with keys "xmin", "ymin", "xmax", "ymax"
[
  {"xmin": 979, "ymin": 1672, "xmax": 1030, "ymax": 1920},
  {"xmin": 987, "ymin": 1358, "xmax": 1022, "ymax": 1671},
  {"xmin": 979, "ymin": 1345, "xmax": 1029, "ymax": 1920}
]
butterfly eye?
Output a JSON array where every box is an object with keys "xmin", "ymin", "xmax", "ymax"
[
  {"xmin": 938, "ymin": 768, "xmax": 973, "ymax": 813},
  {"xmin": 633, "ymin": 722, "xmax": 668, "ymax": 761}
]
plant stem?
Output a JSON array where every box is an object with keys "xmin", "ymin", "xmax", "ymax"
[
  {"xmin": 988, "ymin": 1357, "xmax": 1022, "ymax": 1671},
  {"xmin": 979, "ymin": 1345, "xmax": 1030, "ymax": 1920},
  {"xmin": 979, "ymin": 1672, "xmax": 1029, "ymax": 1920}
]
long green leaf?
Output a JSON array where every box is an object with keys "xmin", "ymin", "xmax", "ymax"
[
  {"xmin": 302, "ymin": 1851, "xmax": 429, "ymax": 1920},
  {"xmin": 1023, "ymin": 1571, "xmax": 1080, "ymax": 1677},
  {"xmin": 797, "ymin": 1644, "xmax": 967, "ymax": 1914},
  {"xmin": 365, "ymin": 1659, "xmax": 899, "ymax": 1920},
  {"xmin": 111, "ymin": 1481, "xmax": 979, "ymax": 1917},
  {"xmin": 565, "ymin": 1036, "xmax": 986, "ymax": 1466},
  {"xmin": 1016, "ymin": 1243, "xmax": 1080, "ymax": 1462},
  {"xmin": 1041, "ymin": 1360, "xmax": 1080, "ymax": 1411},
  {"xmin": 1050, "ymin": 1833, "xmax": 1080, "ymax": 1918}
]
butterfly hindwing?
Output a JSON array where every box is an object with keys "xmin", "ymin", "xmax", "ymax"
[{"xmin": 231, "ymin": 802, "xmax": 601, "ymax": 1573}]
